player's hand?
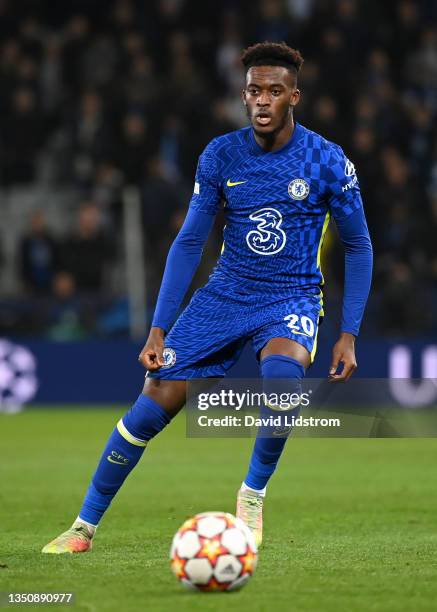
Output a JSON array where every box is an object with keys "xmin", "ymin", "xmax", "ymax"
[
  {"xmin": 138, "ymin": 327, "xmax": 165, "ymax": 371},
  {"xmin": 329, "ymin": 332, "xmax": 357, "ymax": 382}
]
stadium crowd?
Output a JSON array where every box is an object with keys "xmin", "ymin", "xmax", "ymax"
[{"xmin": 0, "ymin": 0, "xmax": 436, "ymax": 338}]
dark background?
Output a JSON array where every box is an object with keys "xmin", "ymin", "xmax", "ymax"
[{"xmin": 0, "ymin": 0, "xmax": 436, "ymax": 341}]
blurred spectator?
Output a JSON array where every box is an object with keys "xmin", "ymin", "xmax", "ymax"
[
  {"xmin": 2, "ymin": 87, "xmax": 44, "ymax": 184},
  {"xmin": 62, "ymin": 15, "xmax": 90, "ymax": 94},
  {"xmin": 65, "ymin": 90, "xmax": 116, "ymax": 188},
  {"xmin": 407, "ymin": 26, "xmax": 437, "ymax": 91},
  {"xmin": 204, "ymin": 99, "xmax": 239, "ymax": 141},
  {"xmin": 317, "ymin": 28, "xmax": 352, "ymax": 102},
  {"xmin": 40, "ymin": 37, "xmax": 63, "ymax": 117},
  {"xmin": 0, "ymin": 40, "xmax": 21, "ymax": 117},
  {"xmin": 333, "ymin": 0, "xmax": 368, "ymax": 62},
  {"xmin": 18, "ymin": 17, "xmax": 44, "ymax": 60},
  {"xmin": 391, "ymin": 1, "xmax": 422, "ymax": 77},
  {"xmin": 115, "ymin": 112, "xmax": 153, "ymax": 183},
  {"xmin": 124, "ymin": 53, "xmax": 157, "ymax": 110},
  {"xmin": 216, "ymin": 11, "xmax": 245, "ymax": 95},
  {"xmin": 46, "ymin": 271, "xmax": 87, "ymax": 341},
  {"xmin": 142, "ymin": 156, "xmax": 187, "ymax": 249},
  {"xmin": 286, "ymin": 0, "xmax": 315, "ymax": 22},
  {"xmin": 255, "ymin": 0, "xmax": 292, "ymax": 42},
  {"xmin": 20, "ymin": 210, "xmax": 58, "ymax": 294},
  {"xmin": 379, "ymin": 262, "xmax": 431, "ymax": 336},
  {"xmin": 372, "ymin": 148, "xmax": 425, "ymax": 261},
  {"xmin": 309, "ymin": 95, "xmax": 347, "ymax": 144},
  {"xmin": 156, "ymin": 120, "xmax": 200, "ymax": 177},
  {"xmin": 110, "ymin": 0, "xmax": 136, "ymax": 36},
  {"xmin": 60, "ymin": 202, "xmax": 114, "ymax": 292},
  {"xmin": 82, "ymin": 34, "xmax": 119, "ymax": 90},
  {"xmin": 91, "ymin": 162, "xmax": 124, "ymax": 220}
]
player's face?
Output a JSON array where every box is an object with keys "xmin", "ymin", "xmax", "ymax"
[{"xmin": 243, "ymin": 66, "xmax": 300, "ymax": 136}]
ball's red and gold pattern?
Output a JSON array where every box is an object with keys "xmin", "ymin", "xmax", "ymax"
[{"xmin": 170, "ymin": 511, "xmax": 258, "ymax": 592}]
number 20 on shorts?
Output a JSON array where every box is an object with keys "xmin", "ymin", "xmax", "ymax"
[{"xmin": 284, "ymin": 313, "xmax": 315, "ymax": 337}]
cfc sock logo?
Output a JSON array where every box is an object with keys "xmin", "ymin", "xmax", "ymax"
[{"xmin": 107, "ymin": 450, "xmax": 129, "ymax": 465}]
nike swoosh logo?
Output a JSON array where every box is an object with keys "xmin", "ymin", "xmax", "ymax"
[
  {"xmin": 273, "ymin": 427, "xmax": 293, "ymax": 437},
  {"xmin": 289, "ymin": 330, "xmax": 312, "ymax": 337},
  {"xmin": 107, "ymin": 456, "xmax": 128, "ymax": 465},
  {"xmin": 227, "ymin": 179, "xmax": 247, "ymax": 187}
]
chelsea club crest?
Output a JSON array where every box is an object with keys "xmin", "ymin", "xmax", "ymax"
[
  {"xmin": 288, "ymin": 178, "xmax": 310, "ymax": 200},
  {"xmin": 162, "ymin": 347, "xmax": 176, "ymax": 369}
]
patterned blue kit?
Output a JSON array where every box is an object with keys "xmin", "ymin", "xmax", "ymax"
[{"xmin": 151, "ymin": 122, "xmax": 363, "ymax": 379}]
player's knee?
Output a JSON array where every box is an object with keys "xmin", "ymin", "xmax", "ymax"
[
  {"xmin": 122, "ymin": 394, "xmax": 171, "ymax": 442},
  {"xmin": 261, "ymin": 354, "xmax": 305, "ymax": 398},
  {"xmin": 261, "ymin": 354, "xmax": 305, "ymax": 379},
  {"xmin": 142, "ymin": 378, "xmax": 186, "ymax": 418}
]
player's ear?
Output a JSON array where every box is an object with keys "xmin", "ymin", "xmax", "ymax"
[
  {"xmin": 242, "ymin": 90, "xmax": 247, "ymax": 105},
  {"xmin": 291, "ymin": 88, "xmax": 301, "ymax": 107}
]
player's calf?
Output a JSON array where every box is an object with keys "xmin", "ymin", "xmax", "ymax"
[
  {"xmin": 239, "ymin": 354, "xmax": 306, "ymax": 546},
  {"xmin": 42, "ymin": 391, "xmax": 181, "ymax": 553}
]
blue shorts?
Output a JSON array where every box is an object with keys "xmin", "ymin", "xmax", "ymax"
[{"xmin": 149, "ymin": 284, "xmax": 323, "ymax": 380}]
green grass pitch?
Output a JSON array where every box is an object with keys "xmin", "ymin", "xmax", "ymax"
[{"xmin": 1, "ymin": 408, "xmax": 436, "ymax": 611}]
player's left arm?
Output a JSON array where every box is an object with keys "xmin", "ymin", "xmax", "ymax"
[{"xmin": 325, "ymin": 147, "xmax": 373, "ymax": 381}]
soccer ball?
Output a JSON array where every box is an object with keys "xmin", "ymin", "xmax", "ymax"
[{"xmin": 170, "ymin": 511, "xmax": 258, "ymax": 592}]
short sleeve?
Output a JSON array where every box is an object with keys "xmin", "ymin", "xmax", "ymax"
[
  {"xmin": 189, "ymin": 140, "xmax": 222, "ymax": 215},
  {"xmin": 324, "ymin": 145, "xmax": 363, "ymax": 221}
]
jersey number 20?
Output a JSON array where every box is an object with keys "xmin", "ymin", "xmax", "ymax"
[{"xmin": 284, "ymin": 314, "xmax": 315, "ymax": 337}]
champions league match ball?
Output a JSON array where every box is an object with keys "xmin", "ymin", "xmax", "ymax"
[{"xmin": 170, "ymin": 512, "xmax": 258, "ymax": 592}]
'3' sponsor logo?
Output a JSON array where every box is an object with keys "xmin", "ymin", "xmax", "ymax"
[{"xmin": 246, "ymin": 207, "xmax": 286, "ymax": 256}]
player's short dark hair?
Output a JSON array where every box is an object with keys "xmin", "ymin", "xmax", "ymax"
[{"xmin": 241, "ymin": 42, "xmax": 304, "ymax": 78}]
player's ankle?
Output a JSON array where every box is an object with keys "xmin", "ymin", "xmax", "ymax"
[
  {"xmin": 240, "ymin": 481, "xmax": 267, "ymax": 497},
  {"xmin": 74, "ymin": 516, "xmax": 97, "ymax": 536}
]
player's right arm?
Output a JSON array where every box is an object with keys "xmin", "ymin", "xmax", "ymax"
[
  {"xmin": 139, "ymin": 141, "xmax": 222, "ymax": 371},
  {"xmin": 139, "ymin": 208, "xmax": 217, "ymax": 370}
]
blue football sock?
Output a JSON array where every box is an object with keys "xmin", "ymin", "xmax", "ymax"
[
  {"xmin": 244, "ymin": 355, "xmax": 305, "ymax": 492},
  {"xmin": 79, "ymin": 394, "xmax": 170, "ymax": 526}
]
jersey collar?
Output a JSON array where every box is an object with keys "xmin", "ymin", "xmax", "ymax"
[{"xmin": 248, "ymin": 121, "xmax": 301, "ymax": 156}]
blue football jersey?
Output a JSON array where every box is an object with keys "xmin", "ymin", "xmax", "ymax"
[{"xmin": 189, "ymin": 122, "xmax": 363, "ymax": 298}]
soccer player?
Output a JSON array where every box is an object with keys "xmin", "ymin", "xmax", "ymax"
[{"xmin": 42, "ymin": 42, "xmax": 372, "ymax": 553}]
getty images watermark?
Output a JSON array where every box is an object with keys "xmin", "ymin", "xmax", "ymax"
[
  {"xmin": 197, "ymin": 389, "xmax": 311, "ymax": 411},
  {"xmin": 197, "ymin": 412, "xmax": 341, "ymax": 429},
  {"xmin": 192, "ymin": 387, "xmax": 341, "ymax": 434},
  {"xmin": 186, "ymin": 378, "xmax": 437, "ymax": 438}
]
